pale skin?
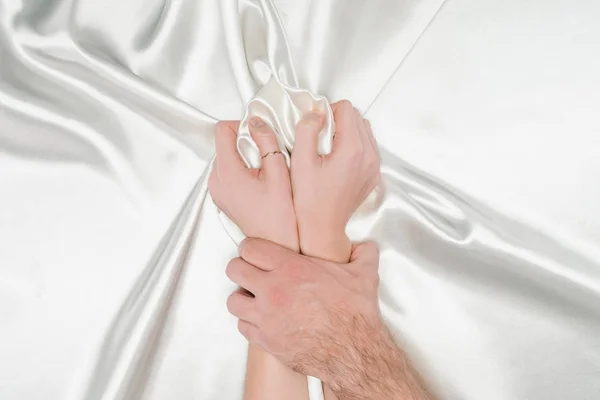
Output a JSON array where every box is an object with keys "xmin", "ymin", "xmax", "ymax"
[
  {"xmin": 210, "ymin": 115, "xmax": 307, "ymax": 400},
  {"xmin": 209, "ymin": 100, "xmax": 429, "ymax": 399}
]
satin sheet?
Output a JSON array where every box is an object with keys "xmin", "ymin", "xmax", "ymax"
[{"xmin": 2, "ymin": 1, "xmax": 600, "ymax": 399}]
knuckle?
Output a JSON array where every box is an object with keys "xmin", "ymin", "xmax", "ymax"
[{"xmin": 338, "ymin": 99, "xmax": 353, "ymax": 110}]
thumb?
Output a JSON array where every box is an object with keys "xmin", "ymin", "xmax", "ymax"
[
  {"xmin": 293, "ymin": 111, "xmax": 324, "ymax": 165},
  {"xmin": 350, "ymin": 241, "xmax": 379, "ymax": 263},
  {"xmin": 239, "ymin": 237, "xmax": 297, "ymax": 272},
  {"xmin": 349, "ymin": 241, "xmax": 380, "ymax": 273}
]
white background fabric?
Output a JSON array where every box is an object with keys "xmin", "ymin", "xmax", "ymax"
[{"xmin": 1, "ymin": 0, "xmax": 600, "ymax": 399}]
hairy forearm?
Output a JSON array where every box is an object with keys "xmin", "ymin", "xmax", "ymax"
[
  {"xmin": 300, "ymin": 231, "xmax": 430, "ymax": 400},
  {"xmin": 300, "ymin": 229, "xmax": 351, "ymax": 400},
  {"xmin": 328, "ymin": 318, "xmax": 432, "ymax": 400}
]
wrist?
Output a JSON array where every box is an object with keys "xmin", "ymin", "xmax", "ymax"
[
  {"xmin": 277, "ymin": 234, "xmax": 300, "ymax": 254},
  {"xmin": 262, "ymin": 215, "xmax": 299, "ymax": 253},
  {"xmin": 298, "ymin": 225, "xmax": 351, "ymax": 263},
  {"xmin": 279, "ymin": 228, "xmax": 300, "ymax": 253}
]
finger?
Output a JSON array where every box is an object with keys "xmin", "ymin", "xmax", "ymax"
[
  {"xmin": 293, "ymin": 111, "xmax": 325, "ymax": 165},
  {"xmin": 248, "ymin": 117, "xmax": 287, "ymax": 179},
  {"xmin": 226, "ymin": 257, "xmax": 266, "ymax": 293},
  {"xmin": 239, "ymin": 287, "xmax": 255, "ymax": 298},
  {"xmin": 238, "ymin": 237, "xmax": 297, "ymax": 272},
  {"xmin": 330, "ymin": 100, "xmax": 361, "ymax": 150},
  {"xmin": 238, "ymin": 319, "xmax": 260, "ymax": 344},
  {"xmin": 227, "ymin": 290, "xmax": 259, "ymax": 324},
  {"xmin": 215, "ymin": 121, "xmax": 246, "ymax": 172}
]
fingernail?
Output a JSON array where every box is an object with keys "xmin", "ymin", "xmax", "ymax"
[{"xmin": 250, "ymin": 117, "xmax": 266, "ymax": 128}]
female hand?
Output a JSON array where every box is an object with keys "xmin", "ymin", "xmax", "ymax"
[
  {"xmin": 291, "ymin": 100, "xmax": 381, "ymax": 262},
  {"xmin": 209, "ymin": 118, "xmax": 299, "ymax": 251}
]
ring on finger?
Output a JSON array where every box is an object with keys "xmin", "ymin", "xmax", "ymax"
[{"xmin": 261, "ymin": 150, "xmax": 283, "ymax": 159}]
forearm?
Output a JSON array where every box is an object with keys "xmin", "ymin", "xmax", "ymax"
[
  {"xmin": 298, "ymin": 223, "xmax": 352, "ymax": 264},
  {"xmin": 329, "ymin": 323, "xmax": 432, "ymax": 400},
  {"xmin": 300, "ymin": 231, "xmax": 430, "ymax": 400},
  {"xmin": 243, "ymin": 234, "xmax": 309, "ymax": 400},
  {"xmin": 245, "ymin": 345, "xmax": 308, "ymax": 400},
  {"xmin": 299, "ymin": 228, "xmax": 351, "ymax": 400}
]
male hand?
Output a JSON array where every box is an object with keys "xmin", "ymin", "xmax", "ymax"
[
  {"xmin": 226, "ymin": 238, "xmax": 431, "ymax": 400},
  {"xmin": 291, "ymin": 100, "xmax": 381, "ymax": 263},
  {"xmin": 209, "ymin": 119, "xmax": 298, "ymax": 251}
]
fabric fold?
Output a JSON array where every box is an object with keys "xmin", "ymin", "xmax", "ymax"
[{"xmin": 79, "ymin": 168, "xmax": 211, "ymax": 400}]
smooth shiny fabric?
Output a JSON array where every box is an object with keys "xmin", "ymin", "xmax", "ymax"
[{"xmin": 2, "ymin": 1, "xmax": 600, "ymax": 400}]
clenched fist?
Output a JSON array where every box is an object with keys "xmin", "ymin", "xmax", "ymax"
[{"xmin": 292, "ymin": 100, "xmax": 381, "ymax": 263}]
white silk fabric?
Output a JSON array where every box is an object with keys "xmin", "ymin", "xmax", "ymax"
[{"xmin": 2, "ymin": 1, "xmax": 600, "ymax": 400}]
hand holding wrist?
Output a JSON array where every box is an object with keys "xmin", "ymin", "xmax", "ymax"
[{"xmin": 229, "ymin": 240, "xmax": 432, "ymax": 400}]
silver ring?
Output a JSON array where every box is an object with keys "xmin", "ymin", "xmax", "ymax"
[{"xmin": 261, "ymin": 150, "xmax": 283, "ymax": 159}]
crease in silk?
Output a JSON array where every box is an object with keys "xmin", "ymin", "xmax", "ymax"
[{"xmin": 80, "ymin": 168, "xmax": 212, "ymax": 400}]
